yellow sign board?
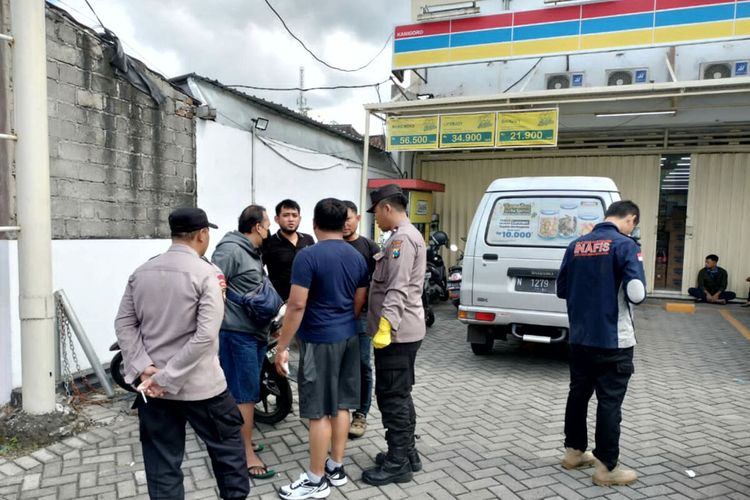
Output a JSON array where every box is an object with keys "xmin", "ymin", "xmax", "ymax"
[
  {"xmin": 439, "ymin": 113, "xmax": 496, "ymax": 149},
  {"xmin": 496, "ymin": 109, "xmax": 558, "ymax": 148},
  {"xmin": 387, "ymin": 116, "xmax": 439, "ymax": 151}
]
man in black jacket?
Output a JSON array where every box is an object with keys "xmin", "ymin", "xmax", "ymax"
[
  {"xmin": 688, "ymin": 254, "xmax": 736, "ymax": 304},
  {"xmin": 263, "ymin": 200, "xmax": 315, "ymax": 301},
  {"xmin": 212, "ymin": 205, "xmax": 276, "ymax": 479}
]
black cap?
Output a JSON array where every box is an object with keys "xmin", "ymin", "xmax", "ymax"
[
  {"xmin": 168, "ymin": 207, "xmax": 218, "ymax": 233},
  {"xmin": 367, "ymin": 184, "xmax": 408, "ymax": 213}
]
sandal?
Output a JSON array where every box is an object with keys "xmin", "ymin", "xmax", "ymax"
[
  {"xmin": 248, "ymin": 463, "xmax": 276, "ymax": 479},
  {"xmin": 252, "ymin": 442, "xmax": 265, "ymax": 453}
]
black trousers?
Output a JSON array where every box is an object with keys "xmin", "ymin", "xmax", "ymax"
[
  {"xmin": 564, "ymin": 345, "xmax": 634, "ymax": 471},
  {"xmin": 374, "ymin": 340, "xmax": 422, "ymax": 458},
  {"xmin": 137, "ymin": 390, "xmax": 249, "ymax": 500},
  {"xmin": 688, "ymin": 288, "xmax": 736, "ymax": 302}
]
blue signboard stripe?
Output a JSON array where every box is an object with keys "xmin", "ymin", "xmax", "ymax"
[
  {"xmin": 394, "ymin": 34, "xmax": 450, "ymax": 53},
  {"xmin": 655, "ymin": 4, "xmax": 735, "ymax": 27},
  {"xmin": 581, "ymin": 12, "xmax": 654, "ymax": 35},
  {"xmin": 512, "ymin": 20, "xmax": 580, "ymax": 42},
  {"xmin": 737, "ymin": 1, "xmax": 750, "ymax": 18},
  {"xmin": 451, "ymin": 28, "xmax": 512, "ymax": 47}
]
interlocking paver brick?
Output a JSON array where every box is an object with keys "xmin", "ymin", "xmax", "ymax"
[{"xmin": 1, "ymin": 302, "xmax": 749, "ymax": 499}]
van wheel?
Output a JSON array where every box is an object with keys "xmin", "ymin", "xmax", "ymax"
[{"xmin": 471, "ymin": 338, "xmax": 493, "ymax": 355}]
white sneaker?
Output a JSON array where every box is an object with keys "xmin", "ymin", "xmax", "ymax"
[
  {"xmin": 278, "ymin": 472, "xmax": 330, "ymax": 499},
  {"xmin": 325, "ymin": 463, "xmax": 348, "ymax": 487}
]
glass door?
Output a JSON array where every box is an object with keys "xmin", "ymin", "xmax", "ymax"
[{"xmin": 654, "ymin": 154, "xmax": 690, "ymax": 291}]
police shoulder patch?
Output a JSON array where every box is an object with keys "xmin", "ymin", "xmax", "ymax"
[{"xmin": 391, "ymin": 239, "xmax": 403, "ymax": 259}]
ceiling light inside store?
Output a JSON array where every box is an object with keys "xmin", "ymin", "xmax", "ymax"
[{"xmin": 595, "ymin": 110, "xmax": 677, "ymax": 118}]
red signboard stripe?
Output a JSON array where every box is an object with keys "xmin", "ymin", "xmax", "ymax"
[
  {"xmin": 655, "ymin": 0, "xmax": 736, "ymax": 9},
  {"xmin": 583, "ymin": 0, "xmax": 656, "ymax": 19},
  {"xmin": 395, "ymin": 21, "xmax": 450, "ymax": 39},
  {"xmin": 451, "ymin": 13, "xmax": 513, "ymax": 33},
  {"xmin": 514, "ymin": 4, "xmax": 581, "ymax": 26}
]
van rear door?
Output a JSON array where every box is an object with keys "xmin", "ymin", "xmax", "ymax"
[{"xmin": 471, "ymin": 192, "xmax": 610, "ymax": 313}]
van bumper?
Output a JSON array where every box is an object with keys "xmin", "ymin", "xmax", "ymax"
[{"xmin": 458, "ymin": 305, "xmax": 569, "ymax": 328}]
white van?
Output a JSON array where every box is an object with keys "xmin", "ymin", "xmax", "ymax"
[{"xmin": 458, "ymin": 176, "xmax": 620, "ymax": 354}]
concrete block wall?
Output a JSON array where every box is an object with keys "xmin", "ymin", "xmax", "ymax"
[{"xmin": 1, "ymin": 2, "xmax": 197, "ymax": 239}]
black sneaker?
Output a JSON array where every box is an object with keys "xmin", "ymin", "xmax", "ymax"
[
  {"xmin": 278, "ymin": 472, "xmax": 330, "ymax": 499},
  {"xmin": 324, "ymin": 463, "xmax": 348, "ymax": 487}
]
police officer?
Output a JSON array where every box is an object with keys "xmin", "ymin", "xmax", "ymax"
[
  {"xmin": 556, "ymin": 200, "xmax": 645, "ymax": 487},
  {"xmin": 115, "ymin": 208, "xmax": 250, "ymax": 500},
  {"xmin": 361, "ymin": 185, "xmax": 426, "ymax": 486}
]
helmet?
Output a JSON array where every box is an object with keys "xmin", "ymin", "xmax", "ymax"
[{"xmin": 431, "ymin": 231, "xmax": 449, "ymax": 247}]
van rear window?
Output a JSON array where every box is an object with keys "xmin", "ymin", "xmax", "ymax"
[{"xmin": 485, "ymin": 196, "xmax": 605, "ymax": 247}]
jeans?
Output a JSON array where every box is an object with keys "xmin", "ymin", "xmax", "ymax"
[
  {"xmin": 219, "ymin": 330, "xmax": 267, "ymax": 404},
  {"xmin": 374, "ymin": 340, "xmax": 422, "ymax": 458},
  {"xmin": 357, "ymin": 319, "xmax": 373, "ymax": 416},
  {"xmin": 137, "ymin": 390, "xmax": 249, "ymax": 499},
  {"xmin": 564, "ymin": 345, "xmax": 634, "ymax": 471}
]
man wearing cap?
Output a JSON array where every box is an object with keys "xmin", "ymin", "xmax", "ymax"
[
  {"xmin": 361, "ymin": 185, "xmax": 427, "ymax": 486},
  {"xmin": 115, "ymin": 208, "xmax": 250, "ymax": 500}
]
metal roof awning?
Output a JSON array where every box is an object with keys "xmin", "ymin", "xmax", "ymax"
[{"xmin": 364, "ymin": 77, "xmax": 750, "ymax": 117}]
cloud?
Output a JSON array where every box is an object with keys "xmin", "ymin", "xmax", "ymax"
[{"xmin": 53, "ymin": 0, "xmax": 409, "ymax": 131}]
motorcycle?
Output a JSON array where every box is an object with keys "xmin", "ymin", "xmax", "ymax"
[
  {"xmin": 423, "ymin": 270, "xmax": 435, "ymax": 327},
  {"xmin": 425, "ymin": 231, "xmax": 451, "ymax": 304},
  {"xmin": 109, "ymin": 304, "xmax": 293, "ymax": 425},
  {"xmin": 447, "ymin": 242, "xmax": 464, "ymax": 308}
]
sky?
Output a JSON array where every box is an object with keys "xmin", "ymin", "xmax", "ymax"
[{"xmin": 49, "ymin": 0, "xmax": 412, "ymax": 134}]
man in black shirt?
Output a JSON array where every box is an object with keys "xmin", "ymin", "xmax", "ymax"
[
  {"xmin": 342, "ymin": 200, "xmax": 380, "ymax": 439},
  {"xmin": 263, "ymin": 199, "xmax": 315, "ymax": 301}
]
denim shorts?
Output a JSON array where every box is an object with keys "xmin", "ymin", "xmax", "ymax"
[{"xmin": 219, "ymin": 330, "xmax": 267, "ymax": 404}]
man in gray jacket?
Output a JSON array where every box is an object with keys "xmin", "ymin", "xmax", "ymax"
[
  {"xmin": 212, "ymin": 205, "xmax": 275, "ymax": 479},
  {"xmin": 115, "ymin": 207, "xmax": 249, "ymax": 499}
]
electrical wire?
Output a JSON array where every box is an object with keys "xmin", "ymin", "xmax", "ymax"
[
  {"xmin": 503, "ymin": 57, "xmax": 543, "ymax": 93},
  {"xmin": 83, "ymin": 0, "xmax": 106, "ymax": 30},
  {"xmin": 225, "ymin": 78, "xmax": 391, "ymax": 92},
  {"xmin": 263, "ymin": 0, "xmax": 392, "ymax": 73}
]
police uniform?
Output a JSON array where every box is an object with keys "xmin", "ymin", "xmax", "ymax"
[
  {"xmin": 366, "ymin": 187, "xmax": 427, "ymax": 474},
  {"xmin": 115, "ymin": 208, "xmax": 249, "ymax": 500}
]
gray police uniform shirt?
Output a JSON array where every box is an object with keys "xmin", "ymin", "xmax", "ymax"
[
  {"xmin": 114, "ymin": 243, "xmax": 227, "ymax": 401},
  {"xmin": 367, "ymin": 219, "xmax": 427, "ymax": 343}
]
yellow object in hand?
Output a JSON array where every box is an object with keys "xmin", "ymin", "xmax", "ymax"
[{"xmin": 372, "ymin": 317, "xmax": 392, "ymax": 349}]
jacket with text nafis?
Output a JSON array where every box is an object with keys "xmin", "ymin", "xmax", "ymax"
[{"xmin": 557, "ymin": 222, "xmax": 646, "ymax": 349}]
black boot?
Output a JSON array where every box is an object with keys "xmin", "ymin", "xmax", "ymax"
[
  {"xmin": 375, "ymin": 448, "xmax": 422, "ymax": 472},
  {"xmin": 362, "ymin": 455, "xmax": 413, "ymax": 486}
]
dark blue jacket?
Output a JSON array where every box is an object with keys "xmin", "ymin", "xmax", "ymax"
[{"xmin": 557, "ymin": 222, "xmax": 646, "ymax": 349}]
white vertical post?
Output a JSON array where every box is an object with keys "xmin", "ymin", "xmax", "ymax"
[
  {"xmin": 12, "ymin": 0, "xmax": 56, "ymax": 413},
  {"xmin": 359, "ymin": 110, "xmax": 371, "ymax": 234}
]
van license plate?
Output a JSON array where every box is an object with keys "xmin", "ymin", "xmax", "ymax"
[{"xmin": 515, "ymin": 277, "xmax": 555, "ymax": 294}]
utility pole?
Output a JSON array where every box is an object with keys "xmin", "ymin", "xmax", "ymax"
[
  {"xmin": 296, "ymin": 66, "xmax": 311, "ymax": 116},
  {"xmin": 12, "ymin": 0, "xmax": 56, "ymax": 414}
]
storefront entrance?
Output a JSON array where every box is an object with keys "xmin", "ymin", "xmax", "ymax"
[{"xmin": 654, "ymin": 154, "xmax": 690, "ymax": 291}]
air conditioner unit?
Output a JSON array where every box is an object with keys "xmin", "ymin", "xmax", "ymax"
[
  {"xmin": 606, "ymin": 68, "xmax": 649, "ymax": 86},
  {"xmin": 545, "ymin": 72, "xmax": 585, "ymax": 90},
  {"xmin": 700, "ymin": 60, "xmax": 749, "ymax": 80}
]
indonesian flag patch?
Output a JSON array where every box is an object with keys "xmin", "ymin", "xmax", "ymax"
[{"xmin": 637, "ymin": 251, "xmax": 643, "ymax": 262}]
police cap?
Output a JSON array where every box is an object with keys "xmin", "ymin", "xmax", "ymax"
[
  {"xmin": 367, "ymin": 184, "xmax": 408, "ymax": 213},
  {"xmin": 168, "ymin": 207, "xmax": 218, "ymax": 233}
]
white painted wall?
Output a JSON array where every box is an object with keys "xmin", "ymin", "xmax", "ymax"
[
  {"xmin": 0, "ymin": 239, "xmax": 168, "ymax": 404},
  {"xmin": 197, "ymin": 119, "xmax": 394, "ymax": 256}
]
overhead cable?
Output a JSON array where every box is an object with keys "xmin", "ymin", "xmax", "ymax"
[
  {"xmin": 225, "ymin": 78, "xmax": 391, "ymax": 92},
  {"xmin": 263, "ymin": 0, "xmax": 392, "ymax": 73}
]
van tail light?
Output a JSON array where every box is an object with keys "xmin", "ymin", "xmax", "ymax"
[
  {"xmin": 458, "ymin": 310, "xmax": 468, "ymax": 319},
  {"xmin": 475, "ymin": 312, "xmax": 496, "ymax": 322}
]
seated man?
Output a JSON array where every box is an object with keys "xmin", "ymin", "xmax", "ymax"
[
  {"xmin": 688, "ymin": 254, "xmax": 736, "ymax": 304},
  {"xmin": 743, "ymin": 277, "xmax": 750, "ymax": 307}
]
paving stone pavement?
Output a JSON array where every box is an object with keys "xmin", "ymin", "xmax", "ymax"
[{"xmin": 1, "ymin": 301, "xmax": 749, "ymax": 499}]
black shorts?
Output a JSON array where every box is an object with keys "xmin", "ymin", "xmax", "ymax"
[{"xmin": 298, "ymin": 335, "xmax": 360, "ymax": 419}]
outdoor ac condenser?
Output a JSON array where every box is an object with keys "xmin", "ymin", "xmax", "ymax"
[
  {"xmin": 700, "ymin": 61, "xmax": 749, "ymax": 80},
  {"xmin": 545, "ymin": 72, "xmax": 585, "ymax": 90},
  {"xmin": 605, "ymin": 68, "xmax": 649, "ymax": 86}
]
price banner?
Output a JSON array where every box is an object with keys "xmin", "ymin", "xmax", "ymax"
[
  {"xmin": 387, "ymin": 116, "xmax": 439, "ymax": 151},
  {"xmin": 496, "ymin": 109, "xmax": 558, "ymax": 148},
  {"xmin": 439, "ymin": 113, "xmax": 495, "ymax": 148}
]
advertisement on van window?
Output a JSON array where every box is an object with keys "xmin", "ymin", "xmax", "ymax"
[{"xmin": 487, "ymin": 197, "xmax": 605, "ymax": 247}]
